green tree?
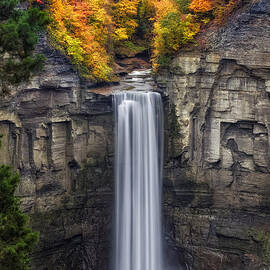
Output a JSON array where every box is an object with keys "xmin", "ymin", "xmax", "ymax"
[
  {"xmin": 153, "ymin": 12, "xmax": 199, "ymax": 68},
  {"xmin": 0, "ymin": 136, "xmax": 39, "ymax": 269},
  {"xmin": 137, "ymin": 0, "xmax": 155, "ymax": 40},
  {"xmin": 174, "ymin": 0, "xmax": 192, "ymax": 14},
  {"xmin": 0, "ymin": 0, "xmax": 49, "ymax": 92}
]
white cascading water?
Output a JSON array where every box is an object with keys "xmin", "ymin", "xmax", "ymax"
[{"xmin": 113, "ymin": 90, "xmax": 164, "ymax": 270}]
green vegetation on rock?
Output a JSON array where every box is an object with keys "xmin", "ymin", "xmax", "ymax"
[
  {"xmin": 46, "ymin": 0, "xmax": 242, "ymax": 81},
  {"xmin": 0, "ymin": 135, "xmax": 39, "ymax": 270},
  {"xmin": 0, "ymin": 0, "xmax": 49, "ymax": 93},
  {"xmin": 253, "ymin": 230, "xmax": 270, "ymax": 263}
]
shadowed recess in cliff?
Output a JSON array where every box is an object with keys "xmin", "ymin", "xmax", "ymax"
[{"xmin": 113, "ymin": 91, "xmax": 164, "ymax": 270}]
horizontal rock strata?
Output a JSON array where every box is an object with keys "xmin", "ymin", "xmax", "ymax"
[
  {"xmin": 0, "ymin": 35, "xmax": 114, "ymax": 270},
  {"xmin": 158, "ymin": 0, "xmax": 270, "ymax": 269}
]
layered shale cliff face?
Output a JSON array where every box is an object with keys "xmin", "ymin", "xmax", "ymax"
[
  {"xmin": 0, "ymin": 35, "xmax": 114, "ymax": 270},
  {"xmin": 158, "ymin": 0, "xmax": 270, "ymax": 269}
]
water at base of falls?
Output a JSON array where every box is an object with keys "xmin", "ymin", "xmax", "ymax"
[{"xmin": 113, "ymin": 91, "xmax": 164, "ymax": 270}]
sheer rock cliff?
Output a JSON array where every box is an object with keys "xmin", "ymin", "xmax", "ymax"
[
  {"xmin": 158, "ymin": 0, "xmax": 270, "ymax": 269},
  {"xmin": 0, "ymin": 34, "xmax": 114, "ymax": 270}
]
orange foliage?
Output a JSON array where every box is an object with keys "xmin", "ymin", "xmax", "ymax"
[
  {"xmin": 213, "ymin": 0, "xmax": 241, "ymax": 23},
  {"xmin": 153, "ymin": 0, "xmax": 178, "ymax": 19},
  {"xmin": 113, "ymin": 0, "xmax": 140, "ymax": 40},
  {"xmin": 189, "ymin": 0, "xmax": 214, "ymax": 12},
  {"xmin": 48, "ymin": 0, "xmax": 114, "ymax": 82},
  {"xmin": 151, "ymin": 0, "xmax": 200, "ymax": 69},
  {"xmin": 46, "ymin": 0, "xmax": 242, "ymax": 80},
  {"xmin": 190, "ymin": 0, "xmax": 241, "ymax": 22}
]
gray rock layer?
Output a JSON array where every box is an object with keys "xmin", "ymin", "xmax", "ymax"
[
  {"xmin": 0, "ymin": 34, "xmax": 114, "ymax": 270},
  {"xmin": 157, "ymin": 0, "xmax": 270, "ymax": 269}
]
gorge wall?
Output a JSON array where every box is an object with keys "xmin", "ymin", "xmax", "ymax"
[
  {"xmin": 158, "ymin": 0, "xmax": 270, "ymax": 269},
  {"xmin": 0, "ymin": 35, "xmax": 114, "ymax": 270}
]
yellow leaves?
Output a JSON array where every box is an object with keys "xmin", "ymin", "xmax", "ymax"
[
  {"xmin": 48, "ymin": 0, "xmax": 113, "ymax": 82},
  {"xmin": 65, "ymin": 36, "xmax": 84, "ymax": 63},
  {"xmin": 139, "ymin": 0, "xmax": 155, "ymax": 18},
  {"xmin": 115, "ymin": 0, "xmax": 139, "ymax": 16},
  {"xmin": 183, "ymin": 22, "xmax": 200, "ymax": 43},
  {"xmin": 48, "ymin": 0, "xmax": 146, "ymax": 81},
  {"xmin": 152, "ymin": 0, "xmax": 177, "ymax": 19},
  {"xmin": 46, "ymin": 0, "xmax": 240, "ymax": 81},
  {"xmin": 151, "ymin": 0, "xmax": 200, "ymax": 70},
  {"xmin": 112, "ymin": 0, "xmax": 140, "ymax": 39},
  {"xmin": 151, "ymin": 0, "xmax": 239, "ymax": 71},
  {"xmin": 189, "ymin": 0, "xmax": 241, "ymax": 23},
  {"xmin": 114, "ymin": 28, "xmax": 129, "ymax": 41},
  {"xmin": 201, "ymin": 17, "xmax": 211, "ymax": 24}
]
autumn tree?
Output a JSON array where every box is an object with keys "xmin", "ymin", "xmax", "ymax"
[
  {"xmin": 112, "ymin": 0, "xmax": 140, "ymax": 41},
  {"xmin": 49, "ymin": 0, "xmax": 114, "ymax": 82},
  {"xmin": 189, "ymin": 0, "xmax": 214, "ymax": 12},
  {"xmin": 189, "ymin": 0, "xmax": 242, "ymax": 22},
  {"xmin": 46, "ymin": 0, "xmax": 241, "ymax": 79},
  {"xmin": 151, "ymin": 0, "xmax": 200, "ymax": 69}
]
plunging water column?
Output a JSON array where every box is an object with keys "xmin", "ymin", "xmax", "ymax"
[{"xmin": 113, "ymin": 91, "xmax": 164, "ymax": 270}]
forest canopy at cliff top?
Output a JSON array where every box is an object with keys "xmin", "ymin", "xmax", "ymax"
[{"xmin": 37, "ymin": 0, "xmax": 242, "ymax": 82}]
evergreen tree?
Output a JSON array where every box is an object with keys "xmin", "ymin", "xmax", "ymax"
[
  {"xmin": 0, "ymin": 0, "xmax": 49, "ymax": 92},
  {"xmin": 0, "ymin": 135, "xmax": 39, "ymax": 269}
]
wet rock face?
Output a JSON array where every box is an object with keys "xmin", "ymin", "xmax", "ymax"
[
  {"xmin": 0, "ymin": 35, "xmax": 114, "ymax": 270},
  {"xmin": 159, "ymin": 0, "xmax": 270, "ymax": 269}
]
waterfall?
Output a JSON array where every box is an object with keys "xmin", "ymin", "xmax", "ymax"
[{"xmin": 113, "ymin": 91, "xmax": 164, "ymax": 270}]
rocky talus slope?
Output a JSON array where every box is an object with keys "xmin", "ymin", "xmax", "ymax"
[{"xmin": 157, "ymin": 0, "xmax": 270, "ymax": 269}]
